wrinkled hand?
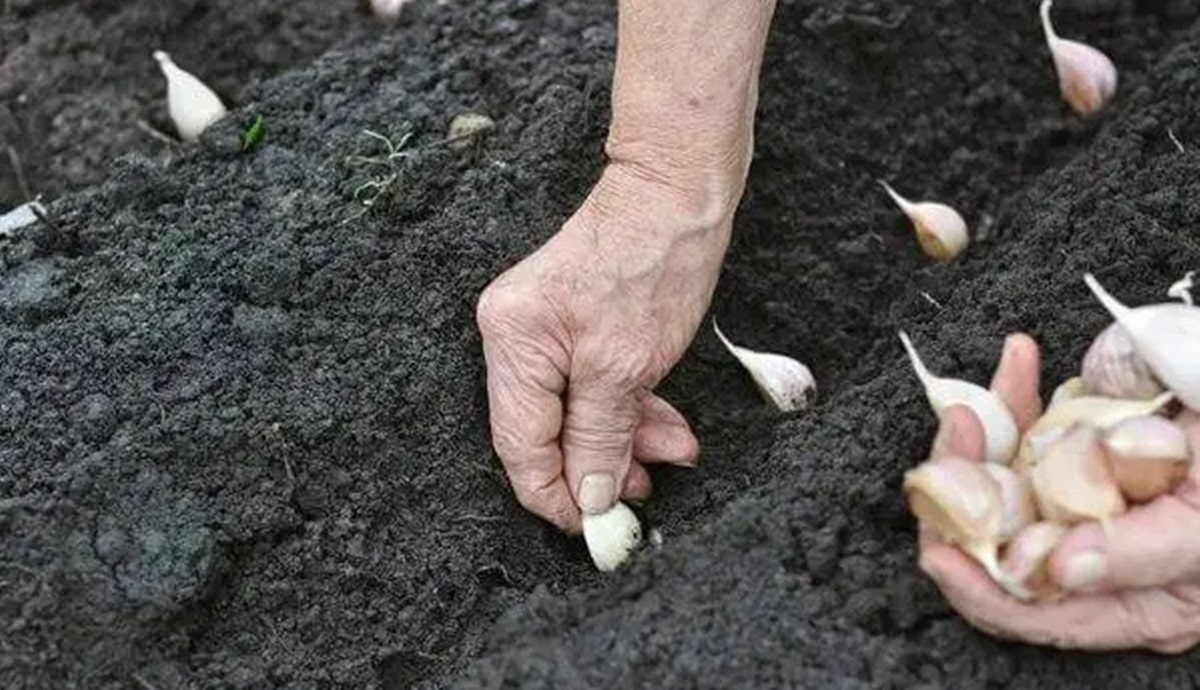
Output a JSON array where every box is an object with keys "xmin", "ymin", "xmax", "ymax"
[
  {"xmin": 920, "ymin": 334, "xmax": 1200, "ymax": 652},
  {"xmin": 476, "ymin": 164, "xmax": 737, "ymax": 532}
]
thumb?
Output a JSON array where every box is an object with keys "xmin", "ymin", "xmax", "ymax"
[
  {"xmin": 1047, "ymin": 496, "xmax": 1200, "ymax": 593},
  {"xmin": 561, "ymin": 380, "xmax": 641, "ymax": 515}
]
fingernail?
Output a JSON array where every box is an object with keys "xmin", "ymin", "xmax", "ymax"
[
  {"xmin": 1061, "ymin": 550, "xmax": 1107, "ymax": 592},
  {"xmin": 578, "ymin": 473, "xmax": 616, "ymax": 514}
]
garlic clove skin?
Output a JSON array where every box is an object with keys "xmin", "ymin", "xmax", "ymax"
[
  {"xmin": 153, "ymin": 50, "xmax": 227, "ymax": 143},
  {"xmin": 1168, "ymin": 271, "xmax": 1195, "ymax": 306},
  {"xmin": 1040, "ymin": 0, "xmax": 1117, "ymax": 116},
  {"xmin": 1084, "ymin": 273, "xmax": 1200, "ymax": 410},
  {"xmin": 904, "ymin": 457, "xmax": 1030, "ymax": 599},
  {"xmin": 898, "ymin": 331, "xmax": 1019, "ymax": 464},
  {"xmin": 1001, "ymin": 521, "xmax": 1068, "ymax": 601},
  {"xmin": 1103, "ymin": 415, "xmax": 1191, "ymax": 503},
  {"xmin": 983, "ymin": 464, "xmax": 1037, "ymax": 543},
  {"xmin": 1016, "ymin": 391, "xmax": 1174, "ymax": 468},
  {"xmin": 1030, "ymin": 425, "xmax": 1127, "ymax": 526},
  {"xmin": 582, "ymin": 501, "xmax": 643, "ymax": 572},
  {"xmin": 714, "ymin": 320, "xmax": 816, "ymax": 412},
  {"xmin": 1081, "ymin": 322, "xmax": 1164, "ymax": 400},
  {"xmin": 1048, "ymin": 376, "xmax": 1088, "ymax": 410},
  {"xmin": 878, "ymin": 180, "xmax": 968, "ymax": 262},
  {"xmin": 371, "ymin": 0, "xmax": 409, "ymax": 20}
]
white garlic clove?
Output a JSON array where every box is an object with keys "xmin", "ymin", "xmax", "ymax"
[
  {"xmin": 153, "ymin": 51, "xmax": 227, "ymax": 143},
  {"xmin": 0, "ymin": 200, "xmax": 46, "ymax": 239},
  {"xmin": 371, "ymin": 0, "xmax": 409, "ymax": 20},
  {"xmin": 1168, "ymin": 271, "xmax": 1195, "ymax": 306},
  {"xmin": 1103, "ymin": 415, "xmax": 1191, "ymax": 503},
  {"xmin": 1084, "ymin": 273, "xmax": 1200, "ymax": 410},
  {"xmin": 1040, "ymin": 0, "xmax": 1117, "ymax": 116},
  {"xmin": 879, "ymin": 180, "xmax": 968, "ymax": 261},
  {"xmin": 1081, "ymin": 322, "xmax": 1164, "ymax": 400},
  {"xmin": 1016, "ymin": 391, "xmax": 1174, "ymax": 468},
  {"xmin": 898, "ymin": 331, "xmax": 1019, "ymax": 464},
  {"xmin": 1001, "ymin": 521, "xmax": 1067, "ymax": 601},
  {"xmin": 1030, "ymin": 425, "xmax": 1126, "ymax": 527},
  {"xmin": 714, "ymin": 320, "xmax": 816, "ymax": 412},
  {"xmin": 983, "ymin": 464, "xmax": 1037, "ymax": 543},
  {"xmin": 582, "ymin": 501, "xmax": 642, "ymax": 572},
  {"xmin": 1048, "ymin": 376, "xmax": 1088, "ymax": 410},
  {"xmin": 904, "ymin": 457, "xmax": 1030, "ymax": 599}
]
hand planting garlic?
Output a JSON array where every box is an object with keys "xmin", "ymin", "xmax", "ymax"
[
  {"xmin": 1040, "ymin": 0, "xmax": 1117, "ymax": 116},
  {"xmin": 714, "ymin": 320, "xmax": 816, "ymax": 412},
  {"xmin": 153, "ymin": 50, "xmax": 227, "ymax": 142},
  {"xmin": 582, "ymin": 501, "xmax": 642, "ymax": 572},
  {"xmin": 1081, "ymin": 322, "xmax": 1164, "ymax": 400},
  {"xmin": 878, "ymin": 180, "xmax": 968, "ymax": 261},
  {"xmin": 1029, "ymin": 426, "xmax": 1126, "ymax": 532},
  {"xmin": 1102, "ymin": 415, "xmax": 1191, "ymax": 502},
  {"xmin": 1084, "ymin": 273, "xmax": 1200, "ymax": 410},
  {"xmin": 898, "ymin": 331, "xmax": 1018, "ymax": 464}
]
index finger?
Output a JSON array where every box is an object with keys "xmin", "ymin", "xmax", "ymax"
[{"xmin": 989, "ymin": 333, "xmax": 1043, "ymax": 432}]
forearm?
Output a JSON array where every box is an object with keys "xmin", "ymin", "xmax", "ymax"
[{"xmin": 605, "ymin": 0, "xmax": 777, "ymax": 217}]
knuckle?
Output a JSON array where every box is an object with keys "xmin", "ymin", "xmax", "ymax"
[{"xmin": 475, "ymin": 282, "xmax": 525, "ymax": 336}]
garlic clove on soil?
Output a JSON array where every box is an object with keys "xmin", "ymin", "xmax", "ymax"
[
  {"xmin": 1016, "ymin": 391, "xmax": 1175, "ymax": 468},
  {"xmin": 1030, "ymin": 425, "xmax": 1126, "ymax": 528},
  {"xmin": 153, "ymin": 50, "xmax": 227, "ymax": 143},
  {"xmin": 983, "ymin": 463, "xmax": 1037, "ymax": 543},
  {"xmin": 904, "ymin": 457, "xmax": 1030, "ymax": 599},
  {"xmin": 1084, "ymin": 273, "xmax": 1200, "ymax": 410},
  {"xmin": 898, "ymin": 331, "xmax": 1019, "ymax": 464},
  {"xmin": 1001, "ymin": 521, "xmax": 1068, "ymax": 601},
  {"xmin": 1081, "ymin": 322, "xmax": 1165, "ymax": 400},
  {"xmin": 713, "ymin": 320, "xmax": 816, "ymax": 412},
  {"xmin": 1048, "ymin": 376, "xmax": 1088, "ymax": 410},
  {"xmin": 1102, "ymin": 415, "xmax": 1191, "ymax": 503},
  {"xmin": 1168, "ymin": 271, "xmax": 1196, "ymax": 306},
  {"xmin": 582, "ymin": 501, "xmax": 643, "ymax": 572},
  {"xmin": 447, "ymin": 113, "xmax": 496, "ymax": 151},
  {"xmin": 878, "ymin": 180, "xmax": 969, "ymax": 261},
  {"xmin": 371, "ymin": 0, "xmax": 409, "ymax": 20},
  {"xmin": 1040, "ymin": 0, "xmax": 1117, "ymax": 116}
]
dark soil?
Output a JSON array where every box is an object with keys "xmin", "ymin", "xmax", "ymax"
[{"xmin": 3, "ymin": 0, "xmax": 1200, "ymax": 688}]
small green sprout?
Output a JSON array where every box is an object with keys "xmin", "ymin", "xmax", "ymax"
[{"xmin": 241, "ymin": 115, "xmax": 266, "ymax": 152}]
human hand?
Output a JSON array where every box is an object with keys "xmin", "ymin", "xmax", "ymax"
[
  {"xmin": 476, "ymin": 163, "xmax": 741, "ymax": 532},
  {"xmin": 918, "ymin": 334, "xmax": 1200, "ymax": 652}
]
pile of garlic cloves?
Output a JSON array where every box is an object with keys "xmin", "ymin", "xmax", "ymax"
[{"xmin": 902, "ymin": 273, "xmax": 1199, "ymax": 601}]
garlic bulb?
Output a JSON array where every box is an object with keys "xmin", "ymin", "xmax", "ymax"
[
  {"xmin": 1103, "ymin": 415, "xmax": 1191, "ymax": 502},
  {"xmin": 1001, "ymin": 521, "xmax": 1067, "ymax": 601},
  {"xmin": 714, "ymin": 320, "xmax": 816, "ymax": 412},
  {"xmin": 878, "ymin": 181, "xmax": 968, "ymax": 261},
  {"xmin": 904, "ymin": 458, "xmax": 1030, "ymax": 599},
  {"xmin": 1048, "ymin": 376, "xmax": 1087, "ymax": 410},
  {"xmin": 1030, "ymin": 426, "xmax": 1126, "ymax": 528},
  {"xmin": 371, "ymin": 0, "xmax": 409, "ymax": 19},
  {"xmin": 898, "ymin": 331, "xmax": 1019, "ymax": 464},
  {"xmin": 1084, "ymin": 273, "xmax": 1200, "ymax": 410},
  {"xmin": 1081, "ymin": 322, "xmax": 1164, "ymax": 400},
  {"xmin": 1040, "ymin": 0, "xmax": 1117, "ymax": 116},
  {"xmin": 1016, "ymin": 391, "xmax": 1174, "ymax": 468},
  {"xmin": 582, "ymin": 501, "xmax": 642, "ymax": 572},
  {"xmin": 153, "ymin": 50, "xmax": 227, "ymax": 142},
  {"xmin": 983, "ymin": 464, "xmax": 1036, "ymax": 543}
]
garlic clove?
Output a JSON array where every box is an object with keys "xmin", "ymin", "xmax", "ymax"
[
  {"xmin": 983, "ymin": 463, "xmax": 1037, "ymax": 543},
  {"xmin": 714, "ymin": 320, "xmax": 816, "ymax": 412},
  {"xmin": 371, "ymin": 0, "xmax": 409, "ymax": 20},
  {"xmin": 898, "ymin": 331, "xmax": 1019, "ymax": 464},
  {"xmin": 448, "ymin": 113, "xmax": 496, "ymax": 151},
  {"xmin": 904, "ymin": 458, "xmax": 1030, "ymax": 598},
  {"xmin": 1001, "ymin": 521, "xmax": 1068, "ymax": 601},
  {"xmin": 878, "ymin": 180, "xmax": 968, "ymax": 261},
  {"xmin": 153, "ymin": 50, "xmax": 227, "ymax": 143},
  {"xmin": 1103, "ymin": 415, "xmax": 1191, "ymax": 502},
  {"xmin": 1040, "ymin": 0, "xmax": 1118, "ymax": 116},
  {"xmin": 1049, "ymin": 376, "xmax": 1088, "ymax": 410},
  {"xmin": 1030, "ymin": 425, "xmax": 1126, "ymax": 526},
  {"xmin": 1168, "ymin": 271, "xmax": 1195, "ymax": 306},
  {"xmin": 1081, "ymin": 322, "xmax": 1164, "ymax": 400},
  {"xmin": 582, "ymin": 501, "xmax": 643, "ymax": 572},
  {"xmin": 1016, "ymin": 391, "xmax": 1174, "ymax": 467},
  {"xmin": 0, "ymin": 200, "xmax": 47, "ymax": 239},
  {"xmin": 1084, "ymin": 273, "xmax": 1200, "ymax": 410}
]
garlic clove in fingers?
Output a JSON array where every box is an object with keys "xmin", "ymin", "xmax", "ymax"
[
  {"xmin": 153, "ymin": 50, "xmax": 227, "ymax": 142},
  {"xmin": 582, "ymin": 501, "xmax": 642, "ymax": 572},
  {"xmin": 1030, "ymin": 425, "xmax": 1126, "ymax": 527},
  {"xmin": 1102, "ymin": 415, "xmax": 1191, "ymax": 503},
  {"xmin": 1016, "ymin": 391, "xmax": 1174, "ymax": 468},
  {"xmin": 1048, "ymin": 376, "xmax": 1088, "ymax": 410},
  {"xmin": 898, "ymin": 331, "xmax": 1019, "ymax": 464},
  {"xmin": 878, "ymin": 181, "xmax": 968, "ymax": 261},
  {"xmin": 714, "ymin": 320, "xmax": 816, "ymax": 412},
  {"xmin": 1081, "ymin": 322, "xmax": 1164, "ymax": 400},
  {"xmin": 1001, "ymin": 521, "xmax": 1068, "ymax": 601},
  {"xmin": 1084, "ymin": 273, "xmax": 1200, "ymax": 410},
  {"xmin": 983, "ymin": 464, "xmax": 1037, "ymax": 543},
  {"xmin": 1040, "ymin": 0, "xmax": 1117, "ymax": 116}
]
